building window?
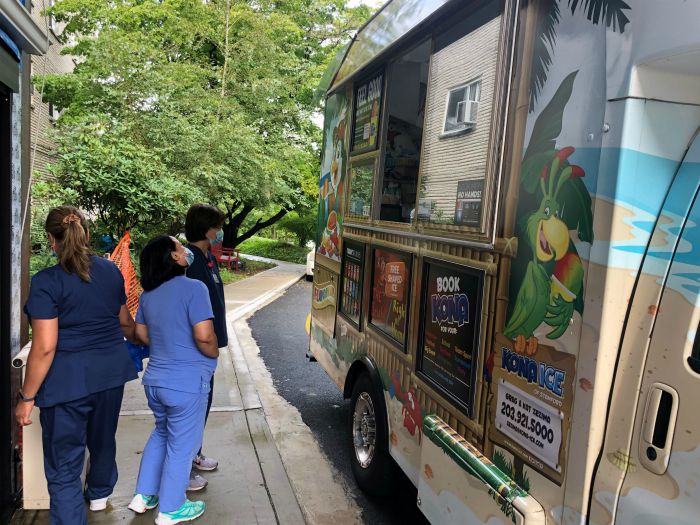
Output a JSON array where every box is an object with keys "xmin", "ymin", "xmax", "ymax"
[
  {"xmin": 443, "ymin": 80, "xmax": 480, "ymax": 135},
  {"xmin": 48, "ymin": 0, "xmax": 57, "ymax": 34},
  {"xmin": 48, "ymin": 102, "xmax": 59, "ymax": 122}
]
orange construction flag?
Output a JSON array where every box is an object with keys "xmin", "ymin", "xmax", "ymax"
[{"xmin": 109, "ymin": 231, "xmax": 142, "ymax": 318}]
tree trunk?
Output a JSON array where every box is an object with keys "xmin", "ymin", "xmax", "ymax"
[{"xmin": 222, "ymin": 206, "xmax": 288, "ymax": 248}]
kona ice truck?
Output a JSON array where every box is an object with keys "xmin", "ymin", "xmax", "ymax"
[{"xmin": 308, "ymin": 1, "xmax": 700, "ymax": 524}]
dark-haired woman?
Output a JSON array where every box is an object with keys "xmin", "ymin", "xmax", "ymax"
[
  {"xmin": 183, "ymin": 203, "xmax": 227, "ymax": 490},
  {"xmin": 15, "ymin": 206, "xmax": 139, "ymax": 525},
  {"xmin": 128, "ymin": 236, "xmax": 218, "ymax": 524}
]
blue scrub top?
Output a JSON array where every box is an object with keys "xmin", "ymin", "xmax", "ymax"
[
  {"xmin": 186, "ymin": 244, "xmax": 228, "ymax": 348},
  {"xmin": 24, "ymin": 256, "xmax": 138, "ymax": 408},
  {"xmin": 136, "ymin": 276, "xmax": 216, "ymax": 394}
]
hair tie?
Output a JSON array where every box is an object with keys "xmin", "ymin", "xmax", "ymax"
[{"xmin": 62, "ymin": 214, "xmax": 81, "ymax": 226}]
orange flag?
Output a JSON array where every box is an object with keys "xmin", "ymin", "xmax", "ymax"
[{"xmin": 109, "ymin": 231, "xmax": 142, "ymax": 318}]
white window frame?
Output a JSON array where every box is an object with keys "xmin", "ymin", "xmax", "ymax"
[
  {"xmin": 48, "ymin": 0, "xmax": 57, "ymax": 35},
  {"xmin": 48, "ymin": 102, "xmax": 60, "ymax": 122},
  {"xmin": 442, "ymin": 79, "xmax": 481, "ymax": 136}
]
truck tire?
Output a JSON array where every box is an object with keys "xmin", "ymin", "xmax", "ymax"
[{"xmin": 349, "ymin": 372, "xmax": 396, "ymax": 495}]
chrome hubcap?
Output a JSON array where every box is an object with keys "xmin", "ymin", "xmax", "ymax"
[{"xmin": 353, "ymin": 392, "xmax": 376, "ymax": 468}]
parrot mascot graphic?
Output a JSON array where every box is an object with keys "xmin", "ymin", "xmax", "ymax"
[{"xmin": 503, "ymin": 71, "xmax": 593, "ymax": 356}]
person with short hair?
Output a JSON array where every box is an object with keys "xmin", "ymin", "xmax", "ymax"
[
  {"xmin": 183, "ymin": 203, "xmax": 227, "ymax": 490},
  {"xmin": 128, "ymin": 235, "xmax": 218, "ymax": 524},
  {"xmin": 15, "ymin": 206, "xmax": 140, "ymax": 524}
]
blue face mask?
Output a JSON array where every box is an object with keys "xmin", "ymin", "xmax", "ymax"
[
  {"xmin": 183, "ymin": 247, "xmax": 195, "ymax": 266},
  {"xmin": 210, "ymin": 229, "xmax": 224, "ymax": 246}
]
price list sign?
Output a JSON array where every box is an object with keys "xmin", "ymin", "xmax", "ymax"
[
  {"xmin": 417, "ymin": 259, "xmax": 484, "ymax": 416},
  {"xmin": 340, "ymin": 242, "xmax": 364, "ymax": 326},
  {"xmin": 489, "ymin": 334, "xmax": 576, "ymax": 484},
  {"xmin": 352, "ymin": 72, "xmax": 383, "ymax": 152}
]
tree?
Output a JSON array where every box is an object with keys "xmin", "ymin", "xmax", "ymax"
[{"xmin": 42, "ymin": 0, "xmax": 371, "ymax": 245}]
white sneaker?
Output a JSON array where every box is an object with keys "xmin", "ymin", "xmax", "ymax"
[
  {"xmin": 128, "ymin": 493, "xmax": 159, "ymax": 513},
  {"xmin": 192, "ymin": 454, "xmax": 218, "ymax": 472},
  {"xmin": 89, "ymin": 496, "xmax": 109, "ymax": 511},
  {"xmin": 187, "ymin": 471, "xmax": 208, "ymax": 491}
]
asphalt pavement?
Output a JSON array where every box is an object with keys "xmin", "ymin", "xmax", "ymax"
[{"xmin": 249, "ymin": 281, "xmax": 429, "ymax": 525}]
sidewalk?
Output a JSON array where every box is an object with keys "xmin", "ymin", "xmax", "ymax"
[{"xmin": 13, "ymin": 260, "xmax": 307, "ymax": 525}]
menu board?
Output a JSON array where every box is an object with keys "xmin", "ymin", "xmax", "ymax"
[
  {"xmin": 370, "ymin": 248, "xmax": 411, "ymax": 345},
  {"xmin": 340, "ymin": 242, "xmax": 365, "ymax": 326},
  {"xmin": 417, "ymin": 259, "xmax": 484, "ymax": 415},
  {"xmin": 352, "ymin": 71, "xmax": 383, "ymax": 152},
  {"xmin": 454, "ymin": 179, "xmax": 483, "ymax": 227}
]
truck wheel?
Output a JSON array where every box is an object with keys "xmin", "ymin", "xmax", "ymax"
[{"xmin": 349, "ymin": 372, "xmax": 396, "ymax": 495}]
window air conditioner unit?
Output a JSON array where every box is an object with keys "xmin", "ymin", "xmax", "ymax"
[{"xmin": 456, "ymin": 100, "xmax": 478, "ymax": 126}]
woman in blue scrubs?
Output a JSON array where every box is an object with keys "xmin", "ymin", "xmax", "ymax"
[
  {"xmin": 128, "ymin": 235, "xmax": 218, "ymax": 524},
  {"xmin": 15, "ymin": 206, "xmax": 140, "ymax": 525}
]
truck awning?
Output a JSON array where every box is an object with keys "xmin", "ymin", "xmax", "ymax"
[
  {"xmin": 0, "ymin": 0, "xmax": 48, "ymax": 56},
  {"xmin": 328, "ymin": 0, "xmax": 455, "ymax": 93}
]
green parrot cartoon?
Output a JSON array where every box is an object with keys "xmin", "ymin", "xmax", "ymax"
[
  {"xmin": 504, "ymin": 148, "xmax": 586, "ymax": 354},
  {"xmin": 503, "ymin": 71, "xmax": 592, "ymax": 356}
]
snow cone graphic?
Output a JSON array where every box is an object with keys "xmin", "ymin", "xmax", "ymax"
[{"xmin": 550, "ymin": 251, "xmax": 584, "ymax": 303}]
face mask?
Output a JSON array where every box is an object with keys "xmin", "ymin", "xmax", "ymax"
[
  {"xmin": 210, "ymin": 229, "xmax": 224, "ymax": 246},
  {"xmin": 183, "ymin": 247, "xmax": 195, "ymax": 267}
]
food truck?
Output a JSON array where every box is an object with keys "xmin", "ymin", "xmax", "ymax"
[{"xmin": 308, "ymin": 0, "xmax": 700, "ymax": 524}]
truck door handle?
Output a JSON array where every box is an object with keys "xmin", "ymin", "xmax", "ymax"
[{"xmin": 639, "ymin": 383, "xmax": 679, "ymax": 475}]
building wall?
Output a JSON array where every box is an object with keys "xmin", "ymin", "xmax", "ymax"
[{"xmin": 29, "ymin": 0, "xmax": 73, "ymax": 183}]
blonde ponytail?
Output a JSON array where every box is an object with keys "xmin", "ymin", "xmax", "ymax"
[{"xmin": 45, "ymin": 206, "xmax": 93, "ymax": 282}]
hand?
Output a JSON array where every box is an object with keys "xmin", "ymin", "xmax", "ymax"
[
  {"xmin": 15, "ymin": 400, "xmax": 35, "ymax": 426},
  {"xmin": 545, "ymin": 295, "xmax": 575, "ymax": 339}
]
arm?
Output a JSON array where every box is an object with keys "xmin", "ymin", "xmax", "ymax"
[
  {"xmin": 15, "ymin": 318, "xmax": 58, "ymax": 426},
  {"xmin": 119, "ymin": 304, "xmax": 140, "ymax": 344},
  {"xmin": 192, "ymin": 319, "xmax": 219, "ymax": 358},
  {"xmin": 135, "ymin": 322, "xmax": 150, "ymax": 346}
]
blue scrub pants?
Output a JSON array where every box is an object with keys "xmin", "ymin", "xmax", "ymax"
[
  {"xmin": 135, "ymin": 386, "xmax": 208, "ymax": 512},
  {"xmin": 39, "ymin": 385, "xmax": 125, "ymax": 525}
]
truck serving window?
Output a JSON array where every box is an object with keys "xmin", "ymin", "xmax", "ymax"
[
  {"xmin": 379, "ymin": 39, "xmax": 431, "ymax": 223},
  {"xmin": 417, "ymin": 11, "xmax": 502, "ymax": 233}
]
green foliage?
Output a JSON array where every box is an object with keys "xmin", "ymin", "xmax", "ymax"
[
  {"xmin": 237, "ymin": 236, "xmax": 309, "ymax": 264},
  {"xmin": 40, "ymin": 0, "xmax": 370, "ymax": 244},
  {"xmin": 49, "ymin": 119, "xmax": 192, "ymax": 238},
  {"xmin": 219, "ymin": 258, "xmax": 276, "ymax": 285},
  {"xmin": 30, "ymin": 251, "xmax": 57, "ymax": 278},
  {"xmin": 30, "ymin": 180, "xmax": 77, "ymax": 251},
  {"xmin": 278, "ymin": 210, "xmax": 317, "ymax": 247}
]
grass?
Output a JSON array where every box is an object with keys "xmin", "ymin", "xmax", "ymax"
[
  {"xmin": 237, "ymin": 236, "xmax": 309, "ymax": 264},
  {"xmin": 219, "ymin": 257, "xmax": 276, "ymax": 285}
]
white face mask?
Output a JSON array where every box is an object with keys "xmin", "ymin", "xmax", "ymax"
[
  {"xmin": 210, "ymin": 229, "xmax": 224, "ymax": 246},
  {"xmin": 183, "ymin": 246, "xmax": 195, "ymax": 266}
]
